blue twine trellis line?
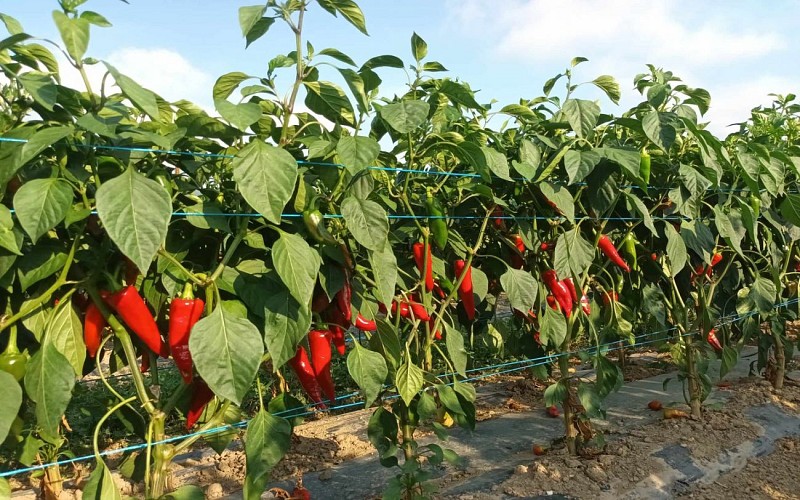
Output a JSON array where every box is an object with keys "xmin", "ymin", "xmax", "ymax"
[
  {"xmin": 1, "ymin": 295, "xmax": 793, "ymax": 478},
  {"xmin": 0, "ymin": 136, "xmax": 763, "ymax": 193}
]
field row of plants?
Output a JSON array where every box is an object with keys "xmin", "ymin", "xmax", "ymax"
[{"xmin": 0, "ymin": 0, "xmax": 798, "ymax": 498}]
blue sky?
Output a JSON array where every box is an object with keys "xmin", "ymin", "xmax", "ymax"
[{"xmin": 4, "ymin": 1, "xmax": 798, "ymax": 135}]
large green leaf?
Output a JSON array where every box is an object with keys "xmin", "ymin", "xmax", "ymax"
[
  {"xmin": 664, "ymin": 223, "xmax": 687, "ymax": 276},
  {"xmin": 596, "ymin": 147, "xmax": 641, "ymax": 182},
  {"xmin": 24, "ymin": 343, "xmax": 75, "ymax": 436},
  {"xmin": 52, "ymin": 11, "xmax": 88, "ymax": 62},
  {"xmin": 316, "ymin": 0, "xmax": 368, "ymax": 35},
  {"xmin": 553, "ymin": 229, "xmax": 594, "ymax": 280},
  {"xmin": 410, "ymin": 31, "xmax": 427, "ymax": 61},
  {"xmin": 238, "ymin": 6, "xmax": 266, "ymax": 38},
  {"xmin": 17, "ymin": 244, "xmax": 67, "ymax": 292},
  {"xmin": 0, "ymin": 371, "xmax": 22, "ymax": 443},
  {"xmin": 643, "ymin": 111, "xmax": 677, "ymax": 152},
  {"xmin": 591, "ymin": 75, "xmax": 620, "ymax": 104},
  {"xmin": 18, "ymin": 72, "xmax": 58, "ymax": 111},
  {"xmin": 369, "ymin": 242, "xmax": 397, "ymax": 309},
  {"xmin": 215, "ymin": 99, "xmax": 261, "ymax": 131},
  {"xmin": 445, "ymin": 323, "xmax": 468, "ymax": 376},
  {"xmin": 243, "ymin": 409, "xmax": 292, "ymax": 500},
  {"xmin": 96, "ymin": 168, "xmax": 171, "ymax": 274},
  {"xmin": 367, "ymin": 407, "xmax": 398, "ymax": 467},
  {"xmin": 260, "ymin": 272, "xmax": 311, "ymax": 370},
  {"xmin": 303, "ymin": 81, "xmax": 355, "ymax": 126},
  {"xmin": 103, "ymin": 63, "xmax": 160, "ymax": 120},
  {"xmin": 562, "ymin": 99, "xmax": 599, "ymax": 138},
  {"xmin": 43, "ymin": 301, "xmax": 85, "ymax": 376},
  {"xmin": 337, "ymin": 135, "xmax": 380, "ymax": 175},
  {"xmin": 13, "ymin": 178, "xmax": 72, "ymax": 243},
  {"xmin": 272, "ymin": 232, "xmax": 319, "ymax": 305},
  {"xmin": 396, "ymin": 357, "xmax": 424, "ymax": 406},
  {"xmin": 500, "ymin": 268, "xmax": 537, "ymax": 313},
  {"xmin": 341, "ymin": 196, "xmax": 389, "ymax": 251},
  {"xmin": 0, "ymin": 126, "xmax": 72, "ymax": 187},
  {"xmin": 540, "ymin": 305, "xmax": 566, "ymax": 347},
  {"xmin": 379, "ymin": 100, "xmax": 429, "ymax": 134},
  {"xmin": 481, "ymin": 147, "xmax": 512, "ymax": 181},
  {"xmin": 539, "ymin": 182, "xmax": 575, "ymax": 223},
  {"xmin": 564, "ymin": 149, "xmax": 600, "ymax": 185},
  {"xmin": 82, "ymin": 460, "xmax": 121, "ymax": 500},
  {"xmin": 231, "ymin": 140, "xmax": 298, "ymax": 224},
  {"xmin": 347, "ymin": 342, "xmax": 388, "ymax": 408},
  {"xmin": 189, "ymin": 305, "xmax": 264, "ymax": 405}
]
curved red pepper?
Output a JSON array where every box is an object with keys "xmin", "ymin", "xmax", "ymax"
[
  {"xmin": 562, "ymin": 278, "xmax": 579, "ymax": 303},
  {"xmin": 290, "ymin": 345, "xmax": 326, "ymax": 408},
  {"xmin": 169, "ymin": 297, "xmax": 205, "ymax": 384},
  {"xmin": 323, "ymin": 306, "xmax": 348, "ymax": 356},
  {"xmin": 355, "ymin": 313, "xmax": 377, "ymax": 332},
  {"xmin": 391, "ymin": 300, "xmax": 431, "ymax": 321},
  {"xmin": 580, "ymin": 294, "xmax": 591, "ymax": 315},
  {"xmin": 706, "ymin": 328, "xmax": 722, "ymax": 352},
  {"xmin": 186, "ymin": 379, "xmax": 215, "ymax": 429},
  {"xmin": 540, "ymin": 241, "xmax": 555, "ymax": 252},
  {"xmin": 412, "ymin": 242, "xmax": 434, "ymax": 292},
  {"xmin": 546, "ymin": 294, "xmax": 560, "ymax": 312},
  {"xmin": 542, "ymin": 270, "xmax": 572, "ymax": 318},
  {"xmin": 308, "ymin": 330, "xmax": 336, "ymax": 403},
  {"xmin": 601, "ymin": 290, "xmax": 619, "ymax": 307},
  {"xmin": 105, "ymin": 286, "xmax": 166, "ymax": 357},
  {"xmin": 454, "ymin": 260, "xmax": 475, "ymax": 321},
  {"xmin": 598, "ymin": 235, "xmax": 631, "ymax": 273},
  {"xmin": 428, "ymin": 317, "xmax": 442, "ymax": 340},
  {"xmin": 84, "ymin": 303, "xmax": 106, "ymax": 358},
  {"xmin": 510, "ymin": 235, "xmax": 525, "ymax": 269}
]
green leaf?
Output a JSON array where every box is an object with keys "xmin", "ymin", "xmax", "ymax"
[
  {"xmin": 360, "ymin": 54, "xmax": 404, "ymax": 70},
  {"xmin": 396, "ymin": 357, "xmax": 424, "ymax": 406},
  {"xmin": 664, "ymin": 223, "xmax": 687, "ymax": 276},
  {"xmin": 643, "ymin": 111, "xmax": 677, "ymax": 152},
  {"xmin": 0, "ymin": 371, "xmax": 22, "ymax": 443},
  {"xmin": 337, "ymin": 135, "xmax": 380, "ymax": 175},
  {"xmin": 779, "ymin": 194, "xmax": 800, "ymax": 227},
  {"xmin": 43, "ymin": 301, "xmax": 85, "ymax": 376},
  {"xmin": 625, "ymin": 193, "xmax": 657, "ymax": 236},
  {"xmin": 539, "ymin": 181, "xmax": 575, "ymax": 223},
  {"xmin": 244, "ymin": 17, "xmax": 275, "ymax": 48},
  {"xmin": 319, "ymin": 47, "xmax": 357, "ymax": 66},
  {"xmin": 189, "ymin": 305, "xmax": 264, "ymax": 405},
  {"xmin": 79, "ymin": 11, "xmax": 112, "ymax": 27},
  {"xmin": 540, "ymin": 305, "xmax": 566, "ymax": 347},
  {"xmin": 751, "ymin": 277, "xmax": 776, "ymax": 313},
  {"xmin": 0, "ymin": 478, "xmax": 9, "ymax": 500},
  {"xmin": 347, "ymin": 342, "xmax": 388, "ymax": 408},
  {"xmin": 341, "ymin": 196, "xmax": 389, "ymax": 251},
  {"xmin": 500, "ymin": 268, "xmax": 537, "ymax": 313},
  {"xmin": 13, "ymin": 178, "xmax": 72, "ymax": 243},
  {"xmin": 261, "ymin": 273, "xmax": 311, "ymax": 370},
  {"xmin": 18, "ymin": 72, "xmax": 58, "ymax": 111},
  {"xmin": 367, "ymin": 407, "xmax": 398, "ymax": 467},
  {"xmin": 96, "ymin": 168, "xmax": 171, "ymax": 273},
  {"xmin": 544, "ymin": 380, "xmax": 567, "ymax": 406},
  {"xmin": 243, "ymin": 409, "xmax": 292, "ymax": 500},
  {"xmin": 439, "ymin": 80, "xmax": 482, "ymax": 110},
  {"xmin": 445, "ymin": 323, "xmax": 467, "ymax": 376},
  {"xmin": 316, "ymin": 0, "xmax": 368, "ymax": 34},
  {"xmin": 562, "ymin": 99, "xmax": 599, "ymax": 138},
  {"xmin": 231, "ymin": 140, "xmax": 298, "ymax": 225},
  {"xmin": 481, "ymin": 147, "xmax": 511, "ymax": 181},
  {"xmin": 577, "ymin": 382, "xmax": 602, "ymax": 418},
  {"xmin": 17, "ymin": 244, "xmax": 67, "ymax": 292},
  {"xmin": 379, "ymin": 100, "xmax": 429, "ymax": 134},
  {"xmin": 215, "ymin": 99, "xmax": 261, "ymax": 132},
  {"xmin": 553, "ymin": 228, "xmax": 594, "ymax": 280},
  {"xmin": 369, "ymin": 243, "xmax": 397, "ymax": 308},
  {"xmin": 303, "ymin": 80, "xmax": 355, "ymax": 126},
  {"xmin": 0, "ymin": 13, "xmax": 24, "ymax": 35},
  {"xmin": 52, "ymin": 11, "xmax": 88, "ymax": 62},
  {"xmin": 24, "ymin": 342, "xmax": 75, "ymax": 436},
  {"xmin": 0, "ymin": 206, "xmax": 21, "ymax": 256},
  {"xmin": 681, "ymin": 220, "xmax": 715, "ymax": 261},
  {"xmin": 0, "ymin": 126, "xmax": 73, "ymax": 187},
  {"xmin": 713, "ymin": 207, "xmax": 745, "ymax": 256},
  {"xmin": 238, "ymin": 5, "xmax": 266, "ymax": 37},
  {"xmin": 410, "ymin": 32, "xmax": 427, "ymax": 61},
  {"xmin": 564, "ymin": 149, "xmax": 600, "ymax": 185},
  {"xmin": 272, "ymin": 232, "xmax": 319, "ymax": 306},
  {"xmin": 719, "ymin": 346, "xmax": 738, "ymax": 379},
  {"xmin": 596, "ymin": 147, "xmax": 642, "ymax": 182},
  {"xmin": 591, "ymin": 75, "xmax": 620, "ymax": 104},
  {"xmin": 103, "ymin": 63, "xmax": 160, "ymax": 120},
  {"xmin": 82, "ymin": 460, "xmax": 121, "ymax": 500}
]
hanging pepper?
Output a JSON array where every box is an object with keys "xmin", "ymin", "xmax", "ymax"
[
  {"xmin": 706, "ymin": 329, "xmax": 722, "ymax": 352},
  {"xmin": 491, "ymin": 206, "xmax": 507, "ymax": 232},
  {"xmin": 169, "ymin": 284, "xmax": 205, "ymax": 384},
  {"xmin": 105, "ymin": 286, "xmax": 166, "ymax": 357},
  {"xmin": 324, "ymin": 306, "xmax": 348, "ymax": 356},
  {"xmin": 426, "ymin": 189, "xmax": 448, "ymax": 250},
  {"xmin": 601, "ymin": 290, "xmax": 619, "ymax": 307},
  {"xmin": 84, "ymin": 300, "xmax": 108, "ymax": 359},
  {"xmin": 562, "ymin": 278, "xmax": 579, "ymax": 303},
  {"xmin": 579, "ymin": 294, "xmax": 591, "ymax": 315},
  {"xmin": 355, "ymin": 313, "xmax": 377, "ymax": 332},
  {"xmin": 335, "ymin": 266, "xmax": 352, "ymax": 323},
  {"xmin": 428, "ymin": 317, "xmax": 442, "ymax": 340},
  {"xmin": 303, "ymin": 209, "xmax": 339, "ymax": 246},
  {"xmin": 598, "ymin": 235, "xmax": 631, "ymax": 273},
  {"xmin": 623, "ymin": 233, "xmax": 638, "ymax": 271},
  {"xmin": 290, "ymin": 345, "xmax": 326, "ymax": 407},
  {"xmin": 639, "ymin": 149, "xmax": 651, "ymax": 185},
  {"xmin": 540, "ymin": 241, "xmax": 555, "ymax": 252},
  {"xmin": 391, "ymin": 300, "xmax": 431, "ymax": 321},
  {"xmin": 510, "ymin": 235, "xmax": 526, "ymax": 269},
  {"xmin": 542, "ymin": 270, "xmax": 572, "ymax": 317},
  {"xmin": 311, "ymin": 290, "xmax": 331, "ymax": 314},
  {"xmin": 412, "ymin": 242, "xmax": 434, "ymax": 292},
  {"xmin": 749, "ymin": 194, "xmax": 761, "ymax": 215},
  {"xmin": 0, "ymin": 325, "xmax": 27, "ymax": 382},
  {"xmin": 308, "ymin": 330, "xmax": 336, "ymax": 403},
  {"xmin": 186, "ymin": 379, "xmax": 215, "ymax": 429},
  {"xmin": 704, "ymin": 251, "xmax": 723, "ymax": 277},
  {"xmin": 546, "ymin": 294, "xmax": 560, "ymax": 312},
  {"xmin": 454, "ymin": 260, "xmax": 475, "ymax": 321}
]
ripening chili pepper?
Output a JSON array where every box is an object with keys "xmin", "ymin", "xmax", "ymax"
[
  {"xmin": 303, "ymin": 209, "xmax": 339, "ymax": 246},
  {"xmin": 580, "ymin": 294, "xmax": 591, "ymax": 315},
  {"xmin": 311, "ymin": 291, "xmax": 330, "ymax": 314},
  {"xmin": 308, "ymin": 330, "xmax": 336, "ymax": 403},
  {"xmin": 0, "ymin": 325, "xmax": 27, "ymax": 382},
  {"xmin": 186, "ymin": 379, "xmax": 215, "ymax": 429},
  {"xmin": 433, "ymin": 282, "xmax": 447, "ymax": 299},
  {"xmin": 105, "ymin": 286, "xmax": 166, "ymax": 357},
  {"xmin": 323, "ymin": 306, "xmax": 348, "ymax": 356},
  {"xmin": 601, "ymin": 290, "xmax": 618, "ymax": 307},
  {"xmin": 412, "ymin": 242, "xmax": 434, "ymax": 292},
  {"xmin": 563, "ymin": 278, "xmax": 579, "ymax": 303},
  {"xmin": 290, "ymin": 346, "xmax": 326, "ymax": 407},
  {"xmin": 391, "ymin": 300, "xmax": 431, "ymax": 321},
  {"xmin": 491, "ymin": 206, "xmax": 507, "ymax": 232},
  {"xmin": 704, "ymin": 251, "xmax": 723, "ymax": 277},
  {"xmin": 706, "ymin": 329, "xmax": 722, "ymax": 352},
  {"xmin": 510, "ymin": 235, "xmax": 526, "ymax": 269},
  {"xmin": 428, "ymin": 317, "xmax": 442, "ymax": 340},
  {"xmin": 426, "ymin": 189, "xmax": 448, "ymax": 250},
  {"xmin": 540, "ymin": 241, "xmax": 555, "ymax": 252},
  {"xmin": 639, "ymin": 149, "xmax": 651, "ymax": 185},
  {"xmin": 169, "ymin": 287, "xmax": 205, "ymax": 384},
  {"xmin": 454, "ymin": 260, "xmax": 475, "ymax": 321},
  {"xmin": 598, "ymin": 235, "xmax": 631, "ymax": 273},
  {"xmin": 546, "ymin": 294, "xmax": 560, "ymax": 312},
  {"xmin": 543, "ymin": 270, "xmax": 572, "ymax": 317},
  {"xmin": 336, "ymin": 266, "xmax": 352, "ymax": 323},
  {"xmin": 84, "ymin": 303, "xmax": 106, "ymax": 358},
  {"xmin": 355, "ymin": 313, "xmax": 377, "ymax": 332},
  {"xmin": 623, "ymin": 233, "xmax": 638, "ymax": 271}
]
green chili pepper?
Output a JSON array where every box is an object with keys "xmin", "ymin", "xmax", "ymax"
[
  {"xmin": 623, "ymin": 233, "xmax": 638, "ymax": 271},
  {"xmin": 639, "ymin": 149, "xmax": 651, "ymax": 185},
  {"xmin": 303, "ymin": 209, "xmax": 339, "ymax": 246},
  {"xmin": 749, "ymin": 194, "xmax": 761, "ymax": 216},
  {"xmin": 0, "ymin": 326, "xmax": 27, "ymax": 382},
  {"xmin": 426, "ymin": 189, "xmax": 448, "ymax": 250}
]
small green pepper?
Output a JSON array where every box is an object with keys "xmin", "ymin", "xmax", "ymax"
[
  {"xmin": 623, "ymin": 233, "xmax": 638, "ymax": 271},
  {"xmin": 639, "ymin": 149, "xmax": 651, "ymax": 185},
  {"xmin": 749, "ymin": 194, "xmax": 761, "ymax": 216},
  {"xmin": 425, "ymin": 189, "xmax": 448, "ymax": 250},
  {"xmin": 303, "ymin": 209, "xmax": 339, "ymax": 246},
  {"xmin": 0, "ymin": 326, "xmax": 27, "ymax": 382}
]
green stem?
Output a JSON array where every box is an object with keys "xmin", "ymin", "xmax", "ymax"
[
  {"xmin": 170, "ymin": 401, "xmax": 232, "ymax": 456},
  {"xmin": 157, "ymin": 249, "xmax": 203, "ymax": 285},
  {"xmin": 93, "ymin": 396, "xmax": 137, "ymax": 462},
  {"xmin": 279, "ymin": 4, "xmax": 306, "ymax": 146},
  {"xmin": 206, "ymin": 220, "xmax": 248, "ymax": 284}
]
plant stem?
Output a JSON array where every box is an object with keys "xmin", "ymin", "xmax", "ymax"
[
  {"xmin": 772, "ymin": 328, "xmax": 785, "ymax": 390},
  {"xmin": 279, "ymin": 3, "xmax": 306, "ymax": 146},
  {"xmin": 685, "ymin": 335, "xmax": 702, "ymax": 418},
  {"xmin": 558, "ymin": 341, "xmax": 578, "ymax": 455},
  {"xmin": 206, "ymin": 220, "xmax": 248, "ymax": 284},
  {"xmin": 157, "ymin": 249, "xmax": 203, "ymax": 285},
  {"xmin": 148, "ymin": 412, "xmax": 171, "ymax": 499}
]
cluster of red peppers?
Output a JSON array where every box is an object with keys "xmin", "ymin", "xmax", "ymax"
[
  {"xmin": 541, "ymin": 270, "xmax": 591, "ymax": 318},
  {"xmin": 290, "ymin": 330, "xmax": 337, "ymax": 408}
]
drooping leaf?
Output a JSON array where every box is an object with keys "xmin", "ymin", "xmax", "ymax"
[
  {"xmin": 103, "ymin": 63, "xmax": 160, "ymax": 120},
  {"xmin": 231, "ymin": 139, "xmax": 298, "ymax": 224},
  {"xmin": 303, "ymin": 80, "xmax": 355, "ymax": 126},
  {"xmin": 500, "ymin": 268, "xmax": 537, "ymax": 313},
  {"xmin": 395, "ymin": 357, "xmax": 424, "ymax": 406},
  {"xmin": 341, "ymin": 196, "xmax": 389, "ymax": 251},
  {"xmin": 13, "ymin": 178, "xmax": 72, "ymax": 243},
  {"xmin": 445, "ymin": 323, "xmax": 468, "ymax": 376},
  {"xmin": 43, "ymin": 301, "xmax": 85, "ymax": 376},
  {"xmin": 337, "ymin": 135, "xmax": 380, "ymax": 175},
  {"xmin": 379, "ymin": 100, "xmax": 430, "ymax": 134},
  {"xmin": 347, "ymin": 342, "xmax": 388, "ymax": 408},
  {"xmin": 82, "ymin": 460, "xmax": 121, "ymax": 500},
  {"xmin": 272, "ymin": 232, "xmax": 319, "ymax": 307},
  {"xmin": 52, "ymin": 11, "xmax": 89, "ymax": 62},
  {"xmin": 261, "ymin": 273, "xmax": 311, "ymax": 370},
  {"xmin": 562, "ymin": 99, "xmax": 599, "ymax": 138},
  {"xmin": 243, "ymin": 409, "xmax": 292, "ymax": 500},
  {"xmin": 24, "ymin": 343, "xmax": 75, "ymax": 436},
  {"xmin": 0, "ymin": 371, "xmax": 22, "ymax": 443}
]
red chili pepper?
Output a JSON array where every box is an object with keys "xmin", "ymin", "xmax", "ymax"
[
  {"xmin": 705, "ymin": 251, "xmax": 723, "ymax": 277},
  {"xmin": 510, "ymin": 235, "xmax": 525, "ymax": 269},
  {"xmin": 169, "ymin": 296, "xmax": 205, "ymax": 384},
  {"xmin": 454, "ymin": 260, "xmax": 475, "ymax": 321},
  {"xmin": 290, "ymin": 346, "xmax": 326, "ymax": 408},
  {"xmin": 546, "ymin": 294, "xmax": 560, "ymax": 312},
  {"xmin": 433, "ymin": 282, "xmax": 447, "ymax": 299},
  {"xmin": 651, "ymin": 252, "xmax": 658, "ymax": 261},
  {"xmin": 391, "ymin": 300, "xmax": 431, "ymax": 321},
  {"xmin": 105, "ymin": 286, "xmax": 166, "ymax": 357},
  {"xmin": 308, "ymin": 330, "xmax": 336, "ymax": 403},
  {"xmin": 186, "ymin": 379, "xmax": 215, "ymax": 429},
  {"xmin": 598, "ymin": 235, "xmax": 631, "ymax": 273},
  {"xmin": 335, "ymin": 267, "xmax": 352, "ymax": 322},
  {"xmin": 491, "ymin": 206, "xmax": 507, "ymax": 231},
  {"xmin": 580, "ymin": 294, "xmax": 591, "ymax": 315},
  {"xmin": 123, "ymin": 257, "xmax": 140, "ymax": 286},
  {"xmin": 355, "ymin": 313, "xmax": 377, "ymax": 332},
  {"xmin": 562, "ymin": 278, "xmax": 579, "ymax": 303},
  {"xmin": 323, "ymin": 306, "xmax": 348, "ymax": 356},
  {"xmin": 311, "ymin": 291, "xmax": 331, "ymax": 314},
  {"xmin": 542, "ymin": 270, "xmax": 572, "ymax": 318},
  {"xmin": 601, "ymin": 290, "xmax": 618, "ymax": 307},
  {"xmin": 706, "ymin": 329, "xmax": 722, "ymax": 352},
  {"xmin": 84, "ymin": 303, "xmax": 106, "ymax": 358},
  {"xmin": 412, "ymin": 242, "xmax": 434, "ymax": 292},
  {"xmin": 428, "ymin": 317, "xmax": 442, "ymax": 340},
  {"xmin": 540, "ymin": 242, "xmax": 555, "ymax": 252}
]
